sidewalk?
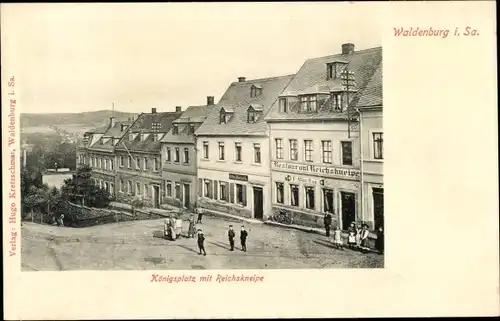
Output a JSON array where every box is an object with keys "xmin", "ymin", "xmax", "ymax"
[{"xmin": 201, "ymin": 208, "xmax": 264, "ymax": 225}]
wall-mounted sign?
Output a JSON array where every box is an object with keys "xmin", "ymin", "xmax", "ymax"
[
  {"xmin": 229, "ymin": 173, "xmax": 248, "ymax": 181},
  {"xmin": 272, "ymin": 161, "xmax": 360, "ymax": 180}
]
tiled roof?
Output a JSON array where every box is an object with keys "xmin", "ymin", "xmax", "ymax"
[
  {"xmin": 88, "ymin": 121, "xmax": 133, "ymax": 151},
  {"xmin": 87, "ymin": 124, "xmax": 109, "ymax": 134},
  {"xmin": 266, "ymin": 46, "xmax": 382, "ymax": 121},
  {"xmin": 162, "ymin": 105, "xmax": 217, "ymax": 144},
  {"xmin": 115, "ymin": 111, "xmax": 182, "ymax": 152},
  {"xmin": 196, "ymin": 74, "xmax": 294, "ymax": 136}
]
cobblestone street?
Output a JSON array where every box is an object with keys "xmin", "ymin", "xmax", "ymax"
[{"xmin": 21, "ymin": 217, "xmax": 384, "ymax": 271}]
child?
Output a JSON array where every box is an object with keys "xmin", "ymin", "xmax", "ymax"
[
  {"xmin": 347, "ymin": 222, "xmax": 357, "ymax": 248},
  {"xmin": 333, "ymin": 226, "xmax": 343, "ymax": 250}
]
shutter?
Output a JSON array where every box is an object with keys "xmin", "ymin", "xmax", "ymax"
[
  {"xmin": 230, "ymin": 183, "xmax": 235, "ymax": 203},
  {"xmin": 197, "ymin": 178, "xmax": 202, "ymax": 196},
  {"xmin": 213, "ymin": 180, "xmax": 218, "ymax": 200},
  {"xmin": 242, "ymin": 185, "xmax": 247, "ymax": 206}
]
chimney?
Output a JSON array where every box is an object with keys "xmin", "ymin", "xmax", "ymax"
[
  {"xmin": 109, "ymin": 116, "xmax": 116, "ymax": 128},
  {"xmin": 238, "ymin": 77, "xmax": 246, "ymax": 82},
  {"xmin": 207, "ymin": 96, "xmax": 215, "ymax": 105},
  {"xmin": 341, "ymin": 43, "xmax": 355, "ymax": 55},
  {"xmin": 151, "ymin": 108, "xmax": 157, "ymax": 114},
  {"xmin": 176, "ymin": 106, "xmax": 182, "ymax": 113}
]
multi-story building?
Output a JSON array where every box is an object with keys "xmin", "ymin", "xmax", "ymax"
[
  {"xmin": 76, "ymin": 124, "xmax": 109, "ymax": 169},
  {"xmin": 265, "ymin": 43, "xmax": 382, "ymax": 230},
  {"xmin": 160, "ymin": 99, "xmax": 216, "ymax": 210},
  {"xmin": 114, "ymin": 107, "xmax": 182, "ymax": 208},
  {"xmin": 195, "ymin": 75, "xmax": 294, "ymax": 220},
  {"xmin": 357, "ymin": 62, "xmax": 383, "ymax": 229}
]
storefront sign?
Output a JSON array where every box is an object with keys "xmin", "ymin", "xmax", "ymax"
[
  {"xmin": 272, "ymin": 161, "xmax": 360, "ymax": 180},
  {"xmin": 229, "ymin": 173, "xmax": 248, "ymax": 181}
]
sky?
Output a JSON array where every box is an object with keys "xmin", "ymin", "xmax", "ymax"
[{"xmin": 3, "ymin": 3, "xmax": 382, "ymax": 114}]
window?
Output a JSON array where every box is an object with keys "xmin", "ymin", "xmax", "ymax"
[
  {"xmin": 279, "ymin": 98, "xmax": 288, "ymax": 112},
  {"xmin": 120, "ymin": 156, "xmax": 124, "ymax": 167},
  {"xmin": 218, "ymin": 142, "xmax": 225, "ymax": 160},
  {"xmin": 128, "ymin": 156, "xmax": 132, "ymax": 168},
  {"xmin": 322, "ymin": 141, "xmax": 332, "ymax": 164},
  {"xmin": 331, "ymin": 93, "xmax": 342, "ymax": 111},
  {"xmin": 175, "ymin": 182, "xmax": 181, "ymax": 199},
  {"xmin": 323, "ymin": 189, "xmax": 334, "ymax": 213},
  {"xmin": 135, "ymin": 157, "xmax": 140, "ymax": 170},
  {"xmin": 341, "ymin": 141, "xmax": 353, "ymax": 165},
  {"xmin": 104, "ymin": 159, "xmax": 108, "ymax": 170},
  {"xmin": 247, "ymin": 110, "xmax": 256, "ymax": 123},
  {"xmin": 289, "ymin": 139, "xmax": 298, "ymax": 160},
  {"xmin": 144, "ymin": 184, "xmax": 148, "ymax": 198},
  {"xmin": 120, "ymin": 179, "xmax": 124, "ymax": 192},
  {"xmin": 98, "ymin": 158, "xmax": 102, "ymax": 168},
  {"xmin": 203, "ymin": 142, "xmax": 209, "ymax": 159},
  {"xmin": 153, "ymin": 158, "xmax": 159, "ymax": 171},
  {"xmin": 254, "ymin": 143, "xmax": 261, "ymax": 164},
  {"xmin": 166, "ymin": 181, "xmax": 172, "ymax": 197},
  {"xmin": 235, "ymin": 142, "xmax": 242, "ymax": 162},
  {"xmin": 174, "ymin": 147, "xmax": 180, "ymax": 162},
  {"xmin": 219, "ymin": 181, "xmax": 228, "ymax": 201},
  {"xmin": 173, "ymin": 125, "xmax": 179, "ymax": 135},
  {"xmin": 373, "ymin": 132, "xmax": 383, "ymax": 159},
  {"xmin": 127, "ymin": 181, "xmax": 132, "ymax": 194},
  {"xmin": 183, "ymin": 148, "xmax": 189, "ymax": 164},
  {"xmin": 189, "ymin": 124, "xmax": 195, "ymax": 135},
  {"xmin": 305, "ymin": 186, "xmax": 315, "ymax": 210},
  {"xmin": 290, "ymin": 184, "xmax": 299, "ymax": 207},
  {"xmin": 327, "ymin": 63, "xmax": 336, "ymax": 79},
  {"xmin": 304, "ymin": 140, "xmax": 313, "ymax": 162},
  {"xmin": 220, "ymin": 112, "xmax": 226, "ymax": 124},
  {"xmin": 275, "ymin": 139, "xmax": 283, "ymax": 159},
  {"xmin": 204, "ymin": 180, "xmax": 211, "ymax": 198},
  {"xmin": 136, "ymin": 183, "xmax": 141, "ymax": 196},
  {"xmin": 299, "ymin": 95, "xmax": 317, "ymax": 112},
  {"xmin": 235, "ymin": 184, "xmax": 245, "ymax": 205},
  {"xmin": 250, "ymin": 87, "xmax": 262, "ymax": 98},
  {"xmin": 276, "ymin": 182, "xmax": 284, "ymax": 204},
  {"xmin": 166, "ymin": 147, "xmax": 171, "ymax": 162},
  {"xmin": 110, "ymin": 160, "xmax": 114, "ymax": 170}
]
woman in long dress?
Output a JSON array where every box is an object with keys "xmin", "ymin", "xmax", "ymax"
[
  {"xmin": 168, "ymin": 215, "xmax": 177, "ymax": 241},
  {"xmin": 188, "ymin": 214, "xmax": 196, "ymax": 238},
  {"xmin": 347, "ymin": 222, "xmax": 357, "ymax": 248}
]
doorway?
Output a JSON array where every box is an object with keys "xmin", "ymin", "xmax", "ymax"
[
  {"xmin": 340, "ymin": 191, "xmax": 356, "ymax": 230},
  {"xmin": 253, "ymin": 187, "xmax": 264, "ymax": 220},
  {"xmin": 183, "ymin": 184, "xmax": 190, "ymax": 209},
  {"xmin": 372, "ymin": 188, "xmax": 384, "ymax": 229},
  {"xmin": 152, "ymin": 185, "xmax": 160, "ymax": 208}
]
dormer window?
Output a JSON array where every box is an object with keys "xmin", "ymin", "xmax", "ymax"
[
  {"xmin": 327, "ymin": 61, "xmax": 349, "ymax": 80},
  {"xmin": 219, "ymin": 107, "xmax": 234, "ymax": 124},
  {"xmin": 151, "ymin": 122, "xmax": 161, "ymax": 131},
  {"xmin": 248, "ymin": 110, "xmax": 256, "ymax": 123},
  {"xmin": 173, "ymin": 124, "xmax": 179, "ymax": 135},
  {"xmin": 279, "ymin": 98, "xmax": 288, "ymax": 113},
  {"xmin": 250, "ymin": 84, "xmax": 263, "ymax": 98},
  {"xmin": 189, "ymin": 124, "xmax": 195, "ymax": 134},
  {"xmin": 299, "ymin": 95, "xmax": 317, "ymax": 112},
  {"xmin": 331, "ymin": 93, "xmax": 343, "ymax": 111},
  {"xmin": 220, "ymin": 111, "xmax": 226, "ymax": 124}
]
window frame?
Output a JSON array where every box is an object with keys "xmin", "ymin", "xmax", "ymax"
[
  {"xmin": 304, "ymin": 140, "xmax": 313, "ymax": 162},
  {"xmin": 218, "ymin": 142, "xmax": 225, "ymax": 161},
  {"xmin": 203, "ymin": 141, "xmax": 209, "ymax": 159},
  {"xmin": 305, "ymin": 186, "xmax": 315, "ymax": 210},
  {"xmin": 276, "ymin": 182, "xmax": 284, "ymax": 204},
  {"xmin": 275, "ymin": 138, "xmax": 284, "ymax": 159},
  {"xmin": 290, "ymin": 184, "xmax": 299, "ymax": 207},
  {"xmin": 321, "ymin": 140, "xmax": 332, "ymax": 164},
  {"xmin": 254, "ymin": 143, "xmax": 261, "ymax": 164},
  {"xmin": 373, "ymin": 132, "xmax": 384, "ymax": 160},
  {"xmin": 174, "ymin": 147, "xmax": 180, "ymax": 163},
  {"xmin": 166, "ymin": 147, "xmax": 171, "ymax": 162},
  {"xmin": 289, "ymin": 139, "xmax": 298, "ymax": 161},
  {"xmin": 183, "ymin": 148, "xmax": 189, "ymax": 164},
  {"xmin": 235, "ymin": 142, "xmax": 242, "ymax": 162},
  {"xmin": 341, "ymin": 141, "xmax": 353, "ymax": 166},
  {"xmin": 279, "ymin": 97, "xmax": 288, "ymax": 112}
]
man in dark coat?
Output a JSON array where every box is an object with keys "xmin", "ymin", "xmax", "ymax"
[
  {"xmin": 197, "ymin": 229, "xmax": 206, "ymax": 256},
  {"xmin": 375, "ymin": 226, "xmax": 384, "ymax": 254},
  {"xmin": 240, "ymin": 226, "xmax": 248, "ymax": 252},
  {"xmin": 323, "ymin": 212, "xmax": 333, "ymax": 237},
  {"xmin": 228, "ymin": 225, "xmax": 236, "ymax": 251}
]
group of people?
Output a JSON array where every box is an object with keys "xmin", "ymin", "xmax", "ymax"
[
  {"xmin": 196, "ymin": 225, "xmax": 249, "ymax": 256},
  {"xmin": 323, "ymin": 212, "xmax": 384, "ymax": 254}
]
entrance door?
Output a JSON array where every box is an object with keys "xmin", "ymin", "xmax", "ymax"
[
  {"xmin": 253, "ymin": 187, "xmax": 264, "ymax": 220},
  {"xmin": 340, "ymin": 191, "xmax": 356, "ymax": 230},
  {"xmin": 373, "ymin": 188, "xmax": 384, "ymax": 229},
  {"xmin": 153, "ymin": 185, "xmax": 160, "ymax": 208},
  {"xmin": 183, "ymin": 184, "xmax": 190, "ymax": 209}
]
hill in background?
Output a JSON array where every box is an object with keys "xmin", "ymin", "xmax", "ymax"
[{"xmin": 21, "ymin": 110, "xmax": 136, "ymax": 129}]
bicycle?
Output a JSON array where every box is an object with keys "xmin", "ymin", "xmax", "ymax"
[{"xmin": 270, "ymin": 210, "xmax": 293, "ymax": 225}]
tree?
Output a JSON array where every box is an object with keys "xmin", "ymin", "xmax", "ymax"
[{"xmin": 60, "ymin": 165, "xmax": 111, "ymax": 208}]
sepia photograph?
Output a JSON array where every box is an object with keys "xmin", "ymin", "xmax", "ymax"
[{"xmin": 14, "ymin": 4, "xmax": 384, "ymax": 271}]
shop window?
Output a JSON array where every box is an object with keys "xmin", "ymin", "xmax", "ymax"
[
  {"xmin": 235, "ymin": 184, "xmax": 246, "ymax": 205},
  {"xmin": 290, "ymin": 184, "xmax": 299, "ymax": 207},
  {"xmin": 305, "ymin": 186, "xmax": 315, "ymax": 210},
  {"xmin": 220, "ymin": 181, "xmax": 228, "ymax": 201},
  {"xmin": 175, "ymin": 182, "xmax": 181, "ymax": 199},
  {"xmin": 323, "ymin": 189, "xmax": 334, "ymax": 213},
  {"xmin": 276, "ymin": 182, "xmax": 284, "ymax": 204}
]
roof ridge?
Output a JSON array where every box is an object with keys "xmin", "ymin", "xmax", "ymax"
[
  {"xmin": 306, "ymin": 46, "xmax": 382, "ymax": 63},
  {"xmin": 230, "ymin": 74, "xmax": 295, "ymax": 84}
]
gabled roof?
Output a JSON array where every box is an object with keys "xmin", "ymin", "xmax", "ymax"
[
  {"xmin": 196, "ymin": 74, "xmax": 294, "ymax": 136},
  {"xmin": 248, "ymin": 104, "xmax": 264, "ymax": 112},
  {"xmin": 88, "ymin": 120, "xmax": 132, "ymax": 151},
  {"xmin": 266, "ymin": 46, "xmax": 382, "ymax": 122},
  {"xmin": 116, "ymin": 111, "xmax": 182, "ymax": 152},
  {"xmin": 162, "ymin": 105, "xmax": 217, "ymax": 144}
]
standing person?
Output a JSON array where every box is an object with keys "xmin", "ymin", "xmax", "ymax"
[
  {"xmin": 375, "ymin": 226, "xmax": 384, "ymax": 254},
  {"xmin": 163, "ymin": 219, "xmax": 169, "ymax": 239},
  {"xmin": 57, "ymin": 214, "xmax": 65, "ymax": 227},
  {"xmin": 359, "ymin": 224, "xmax": 370, "ymax": 250},
  {"xmin": 347, "ymin": 222, "xmax": 357, "ymax": 249},
  {"xmin": 228, "ymin": 225, "xmax": 236, "ymax": 251},
  {"xmin": 355, "ymin": 222, "xmax": 362, "ymax": 246},
  {"xmin": 323, "ymin": 212, "xmax": 333, "ymax": 237},
  {"xmin": 169, "ymin": 215, "xmax": 177, "ymax": 241},
  {"xmin": 333, "ymin": 226, "xmax": 343, "ymax": 250},
  {"xmin": 240, "ymin": 226, "xmax": 248, "ymax": 252},
  {"xmin": 196, "ymin": 206, "xmax": 204, "ymax": 224},
  {"xmin": 187, "ymin": 214, "xmax": 196, "ymax": 238},
  {"xmin": 197, "ymin": 229, "xmax": 206, "ymax": 256}
]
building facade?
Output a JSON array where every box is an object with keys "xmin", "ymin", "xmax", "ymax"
[
  {"xmin": 114, "ymin": 108, "xmax": 182, "ymax": 208},
  {"xmin": 358, "ymin": 62, "xmax": 383, "ymax": 229},
  {"xmin": 160, "ymin": 100, "xmax": 216, "ymax": 210},
  {"xmin": 195, "ymin": 75, "xmax": 294, "ymax": 220},
  {"xmin": 266, "ymin": 43, "xmax": 382, "ymax": 230}
]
